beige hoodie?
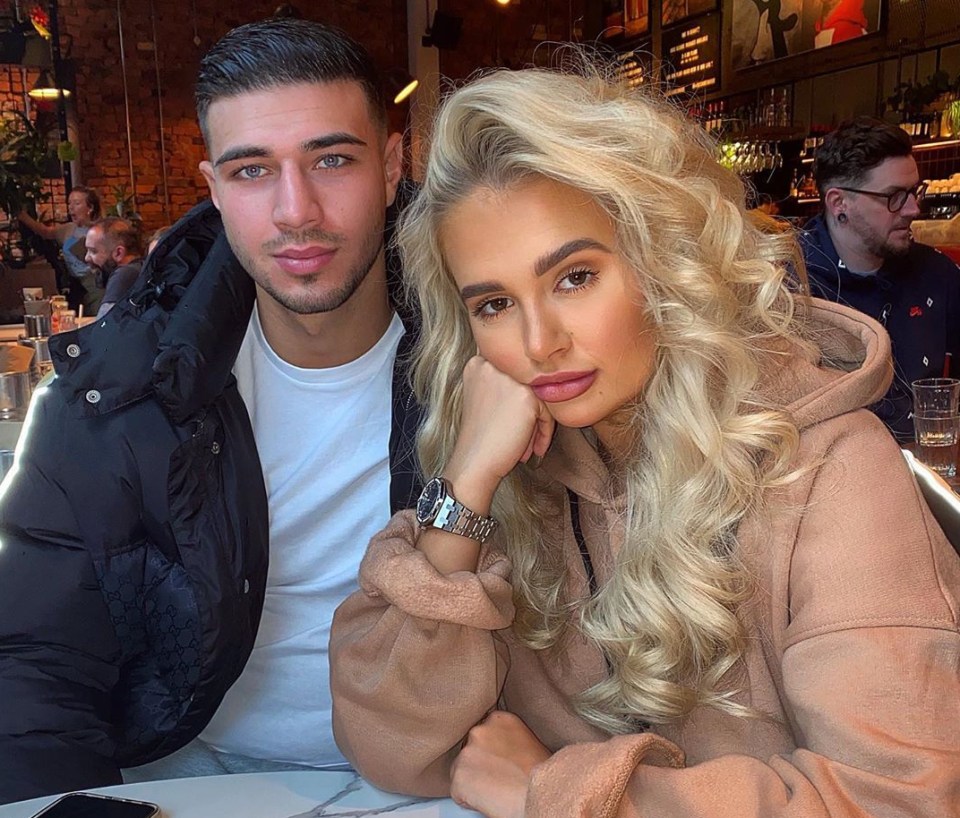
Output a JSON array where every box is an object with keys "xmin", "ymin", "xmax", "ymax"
[{"xmin": 331, "ymin": 300, "xmax": 960, "ymax": 817}]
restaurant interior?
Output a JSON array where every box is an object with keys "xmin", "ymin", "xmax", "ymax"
[
  {"xmin": 0, "ymin": 0, "xmax": 957, "ymax": 437},
  {"xmin": 0, "ymin": 3, "xmax": 958, "ymax": 816}
]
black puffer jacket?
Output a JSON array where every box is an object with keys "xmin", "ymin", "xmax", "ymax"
[{"xmin": 0, "ymin": 201, "xmax": 422, "ymax": 804}]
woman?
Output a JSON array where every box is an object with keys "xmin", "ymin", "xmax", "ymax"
[
  {"xmin": 19, "ymin": 186, "xmax": 104, "ymax": 314},
  {"xmin": 330, "ymin": 66, "xmax": 960, "ymax": 817}
]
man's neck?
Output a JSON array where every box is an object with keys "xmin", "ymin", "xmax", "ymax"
[
  {"xmin": 826, "ymin": 218, "xmax": 882, "ymax": 274},
  {"xmin": 255, "ymin": 266, "xmax": 393, "ymax": 370}
]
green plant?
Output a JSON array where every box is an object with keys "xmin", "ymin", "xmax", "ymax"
[
  {"xmin": 944, "ymin": 100, "xmax": 960, "ymax": 138},
  {"xmin": 887, "ymin": 69, "xmax": 953, "ymax": 114},
  {"xmin": 56, "ymin": 140, "xmax": 77, "ymax": 162},
  {"xmin": 106, "ymin": 183, "xmax": 140, "ymax": 223},
  {"xmin": 0, "ymin": 110, "xmax": 50, "ymax": 217}
]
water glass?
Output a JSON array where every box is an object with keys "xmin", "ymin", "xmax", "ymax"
[{"xmin": 912, "ymin": 378, "xmax": 960, "ymax": 478}]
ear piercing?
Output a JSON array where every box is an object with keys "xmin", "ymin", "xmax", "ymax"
[{"xmin": 837, "ymin": 212, "xmax": 848, "ymax": 224}]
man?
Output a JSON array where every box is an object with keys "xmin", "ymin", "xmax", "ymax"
[
  {"xmin": 84, "ymin": 217, "xmax": 143, "ymax": 318},
  {"xmin": 0, "ymin": 18, "xmax": 420, "ymax": 804},
  {"xmin": 801, "ymin": 116, "xmax": 960, "ymax": 440}
]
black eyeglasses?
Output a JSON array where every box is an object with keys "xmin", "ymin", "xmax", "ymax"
[{"xmin": 835, "ymin": 182, "xmax": 927, "ymax": 213}]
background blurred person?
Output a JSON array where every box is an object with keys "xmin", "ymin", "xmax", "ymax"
[
  {"xmin": 146, "ymin": 225, "xmax": 172, "ymax": 257},
  {"xmin": 18, "ymin": 186, "xmax": 105, "ymax": 315},
  {"xmin": 801, "ymin": 117, "xmax": 960, "ymax": 440},
  {"xmin": 84, "ymin": 217, "xmax": 143, "ymax": 318}
]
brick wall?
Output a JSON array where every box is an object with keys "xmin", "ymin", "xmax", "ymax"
[{"xmin": 51, "ymin": 0, "xmax": 408, "ymax": 234}]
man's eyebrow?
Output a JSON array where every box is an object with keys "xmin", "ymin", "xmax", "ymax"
[
  {"xmin": 459, "ymin": 238, "xmax": 613, "ymax": 301},
  {"xmin": 214, "ymin": 145, "xmax": 269, "ymax": 168},
  {"xmin": 214, "ymin": 133, "xmax": 367, "ymax": 168},
  {"xmin": 301, "ymin": 133, "xmax": 367, "ymax": 152}
]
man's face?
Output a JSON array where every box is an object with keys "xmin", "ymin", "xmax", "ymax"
[
  {"xmin": 199, "ymin": 80, "xmax": 402, "ymax": 315},
  {"xmin": 85, "ymin": 226, "xmax": 118, "ymax": 276},
  {"xmin": 841, "ymin": 155, "xmax": 921, "ymax": 261}
]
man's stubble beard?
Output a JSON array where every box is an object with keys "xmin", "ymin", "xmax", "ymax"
[
  {"xmin": 848, "ymin": 211, "xmax": 913, "ymax": 262},
  {"xmin": 229, "ymin": 218, "xmax": 386, "ymax": 316}
]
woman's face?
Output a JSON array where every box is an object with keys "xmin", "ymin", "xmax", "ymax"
[
  {"xmin": 440, "ymin": 177, "xmax": 657, "ymax": 444},
  {"xmin": 68, "ymin": 191, "xmax": 92, "ymax": 224}
]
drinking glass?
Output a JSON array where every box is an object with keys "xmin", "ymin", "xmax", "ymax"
[{"xmin": 912, "ymin": 378, "xmax": 960, "ymax": 478}]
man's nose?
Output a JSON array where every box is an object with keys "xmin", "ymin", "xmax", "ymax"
[
  {"xmin": 900, "ymin": 192, "xmax": 922, "ymax": 219},
  {"xmin": 273, "ymin": 169, "xmax": 322, "ymax": 230}
]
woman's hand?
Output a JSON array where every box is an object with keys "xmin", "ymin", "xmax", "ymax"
[
  {"xmin": 450, "ymin": 711, "xmax": 552, "ymax": 818},
  {"xmin": 444, "ymin": 356, "xmax": 555, "ymax": 514},
  {"xmin": 416, "ymin": 356, "xmax": 553, "ymax": 575}
]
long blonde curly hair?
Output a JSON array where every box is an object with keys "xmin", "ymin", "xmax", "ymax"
[{"xmin": 399, "ymin": 62, "xmax": 808, "ymax": 733}]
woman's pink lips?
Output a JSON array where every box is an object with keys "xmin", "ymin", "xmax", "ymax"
[
  {"xmin": 530, "ymin": 371, "xmax": 597, "ymax": 403},
  {"xmin": 272, "ymin": 247, "xmax": 337, "ymax": 276}
]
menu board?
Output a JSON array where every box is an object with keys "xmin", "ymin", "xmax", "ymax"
[
  {"xmin": 617, "ymin": 43, "xmax": 654, "ymax": 88},
  {"xmin": 661, "ymin": 13, "xmax": 720, "ymax": 98}
]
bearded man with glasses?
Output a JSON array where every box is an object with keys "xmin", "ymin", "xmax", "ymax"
[{"xmin": 801, "ymin": 116, "xmax": 960, "ymax": 440}]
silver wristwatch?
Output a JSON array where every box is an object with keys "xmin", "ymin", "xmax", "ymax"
[{"xmin": 415, "ymin": 477, "xmax": 499, "ymax": 544}]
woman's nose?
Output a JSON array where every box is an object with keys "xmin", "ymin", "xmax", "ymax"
[{"xmin": 523, "ymin": 308, "xmax": 570, "ymax": 363}]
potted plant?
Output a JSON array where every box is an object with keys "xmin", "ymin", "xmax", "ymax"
[{"xmin": 0, "ymin": 110, "xmax": 51, "ymax": 262}]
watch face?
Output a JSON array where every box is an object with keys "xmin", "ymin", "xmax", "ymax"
[{"xmin": 416, "ymin": 477, "xmax": 445, "ymax": 524}]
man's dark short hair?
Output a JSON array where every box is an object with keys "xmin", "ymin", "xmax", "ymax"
[
  {"xmin": 93, "ymin": 217, "xmax": 141, "ymax": 257},
  {"xmin": 813, "ymin": 117, "xmax": 913, "ymax": 196},
  {"xmin": 195, "ymin": 18, "xmax": 388, "ymax": 144}
]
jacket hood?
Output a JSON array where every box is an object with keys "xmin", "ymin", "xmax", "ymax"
[
  {"xmin": 762, "ymin": 298, "xmax": 893, "ymax": 431},
  {"xmin": 48, "ymin": 200, "xmax": 255, "ymax": 425}
]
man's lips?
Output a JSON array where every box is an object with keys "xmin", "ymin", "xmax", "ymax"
[
  {"xmin": 272, "ymin": 246, "xmax": 337, "ymax": 275},
  {"xmin": 529, "ymin": 370, "xmax": 597, "ymax": 403}
]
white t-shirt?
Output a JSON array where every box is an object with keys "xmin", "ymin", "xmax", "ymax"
[{"xmin": 200, "ymin": 306, "xmax": 404, "ymax": 767}]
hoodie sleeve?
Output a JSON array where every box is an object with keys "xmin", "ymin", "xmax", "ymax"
[
  {"xmin": 523, "ymin": 417, "xmax": 960, "ymax": 818},
  {"xmin": 330, "ymin": 510, "xmax": 515, "ymax": 796}
]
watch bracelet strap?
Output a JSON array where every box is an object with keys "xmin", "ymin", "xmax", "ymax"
[{"xmin": 446, "ymin": 498, "xmax": 499, "ymax": 543}]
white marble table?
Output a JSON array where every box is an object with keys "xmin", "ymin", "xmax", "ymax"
[{"xmin": 0, "ymin": 771, "xmax": 479, "ymax": 818}]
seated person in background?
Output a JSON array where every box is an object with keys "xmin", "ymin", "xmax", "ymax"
[
  {"xmin": 146, "ymin": 225, "xmax": 172, "ymax": 257},
  {"xmin": 84, "ymin": 217, "xmax": 143, "ymax": 318},
  {"xmin": 800, "ymin": 117, "xmax": 960, "ymax": 441},
  {"xmin": 331, "ymin": 64, "xmax": 960, "ymax": 818},
  {"xmin": 18, "ymin": 186, "xmax": 105, "ymax": 315}
]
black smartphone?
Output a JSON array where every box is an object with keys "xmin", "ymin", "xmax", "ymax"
[{"xmin": 30, "ymin": 792, "xmax": 160, "ymax": 818}]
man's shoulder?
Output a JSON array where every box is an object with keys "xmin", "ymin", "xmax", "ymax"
[{"xmin": 909, "ymin": 240, "xmax": 960, "ymax": 273}]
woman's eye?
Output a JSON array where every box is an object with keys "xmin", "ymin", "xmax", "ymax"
[
  {"xmin": 559, "ymin": 269, "xmax": 596, "ymax": 290},
  {"xmin": 474, "ymin": 297, "xmax": 512, "ymax": 318}
]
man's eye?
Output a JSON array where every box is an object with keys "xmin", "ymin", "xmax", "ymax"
[
  {"xmin": 235, "ymin": 165, "xmax": 267, "ymax": 180},
  {"xmin": 318, "ymin": 155, "xmax": 349, "ymax": 169}
]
